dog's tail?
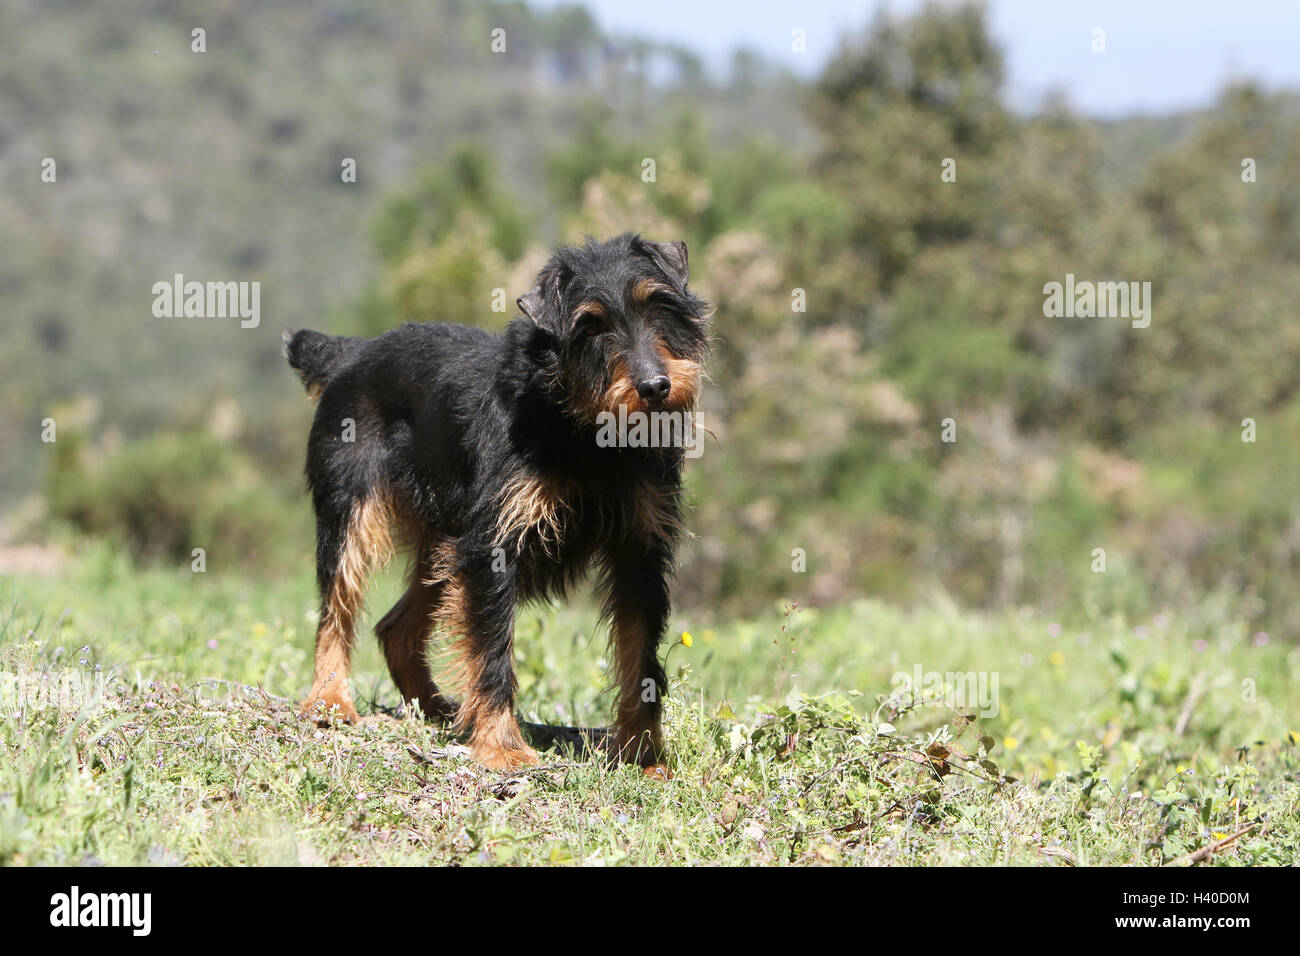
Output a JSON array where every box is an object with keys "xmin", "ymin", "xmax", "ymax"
[{"xmin": 282, "ymin": 329, "xmax": 363, "ymax": 398}]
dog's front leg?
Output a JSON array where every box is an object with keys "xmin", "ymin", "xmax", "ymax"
[
  {"xmin": 602, "ymin": 539, "xmax": 673, "ymax": 770},
  {"xmin": 449, "ymin": 551, "xmax": 539, "ymax": 770}
]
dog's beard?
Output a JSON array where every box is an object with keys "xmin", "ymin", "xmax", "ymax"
[
  {"xmin": 563, "ymin": 349, "xmax": 702, "ymax": 424},
  {"xmin": 599, "ymin": 354, "xmax": 701, "ymax": 417}
]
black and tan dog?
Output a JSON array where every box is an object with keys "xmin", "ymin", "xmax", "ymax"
[{"xmin": 283, "ymin": 234, "xmax": 709, "ymax": 771}]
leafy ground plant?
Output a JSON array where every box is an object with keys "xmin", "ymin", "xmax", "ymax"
[{"xmin": 0, "ymin": 545, "xmax": 1296, "ymax": 865}]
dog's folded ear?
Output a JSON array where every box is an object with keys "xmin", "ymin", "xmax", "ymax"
[
  {"xmin": 644, "ymin": 240, "xmax": 690, "ymax": 288},
  {"xmin": 517, "ymin": 271, "xmax": 564, "ymax": 334},
  {"xmin": 517, "ymin": 284, "xmax": 547, "ymax": 323}
]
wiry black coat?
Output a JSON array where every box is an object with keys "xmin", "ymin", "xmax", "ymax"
[{"xmin": 284, "ymin": 233, "xmax": 710, "ymax": 769}]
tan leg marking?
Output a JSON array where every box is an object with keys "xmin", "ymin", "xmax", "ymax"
[
  {"xmin": 375, "ymin": 527, "xmax": 458, "ymax": 722},
  {"xmin": 607, "ymin": 600, "xmax": 665, "ymax": 767},
  {"xmin": 300, "ymin": 492, "xmax": 395, "ymax": 725},
  {"xmin": 426, "ymin": 541, "xmax": 540, "ymax": 770}
]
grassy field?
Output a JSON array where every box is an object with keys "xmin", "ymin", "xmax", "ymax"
[{"xmin": 0, "ymin": 541, "xmax": 1296, "ymax": 866}]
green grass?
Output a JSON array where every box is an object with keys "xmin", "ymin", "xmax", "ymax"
[{"xmin": 1, "ymin": 541, "xmax": 1296, "ymax": 866}]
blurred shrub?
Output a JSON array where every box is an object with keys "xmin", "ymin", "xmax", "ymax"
[
  {"xmin": 372, "ymin": 143, "xmax": 530, "ymax": 265},
  {"xmin": 45, "ymin": 413, "xmax": 307, "ymax": 571},
  {"xmin": 388, "ymin": 211, "xmax": 507, "ymax": 328}
]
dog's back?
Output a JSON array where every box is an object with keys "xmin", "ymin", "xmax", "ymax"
[{"xmin": 284, "ymin": 323, "xmax": 501, "ymax": 405}]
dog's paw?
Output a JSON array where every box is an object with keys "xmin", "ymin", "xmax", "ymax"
[
  {"xmin": 414, "ymin": 695, "xmax": 459, "ymax": 725},
  {"xmin": 475, "ymin": 743, "xmax": 541, "ymax": 771},
  {"xmin": 298, "ymin": 695, "xmax": 360, "ymax": 726}
]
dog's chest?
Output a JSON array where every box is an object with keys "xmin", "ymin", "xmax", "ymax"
[{"xmin": 495, "ymin": 472, "xmax": 679, "ymax": 565}]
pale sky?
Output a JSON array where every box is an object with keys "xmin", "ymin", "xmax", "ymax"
[{"xmin": 531, "ymin": 0, "xmax": 1300, "ymax": 117}]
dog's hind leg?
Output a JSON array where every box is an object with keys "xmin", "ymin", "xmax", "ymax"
[
  {"xmin": 300, "ymin": 490, "xmax": 393, "ymax": 725},
  {"xmin": 375, "ymin": 529, "xmax": 458, "ymax": 722}
]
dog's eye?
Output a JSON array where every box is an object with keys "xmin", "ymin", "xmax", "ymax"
[
  {"xmin": 653, "ymin": 308, "xmax": 695, "ymax": 329},
  {"xmin": 575, "ymin": 317, "xmax": 605, "ymax": 339}
]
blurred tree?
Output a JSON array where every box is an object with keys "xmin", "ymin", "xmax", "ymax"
[{"xmin": 372, "ymin": 143, "xmax": 530, "ymax": 265}]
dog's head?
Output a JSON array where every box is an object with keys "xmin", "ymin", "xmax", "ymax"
[{"xmin": 516, "ymin": 234, "xmax": 710, "ymax": 422}]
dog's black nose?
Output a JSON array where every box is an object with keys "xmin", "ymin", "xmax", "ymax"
[{"xmin": 637, "ymin": 375, "xmax": 671, "ymax": 402}]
